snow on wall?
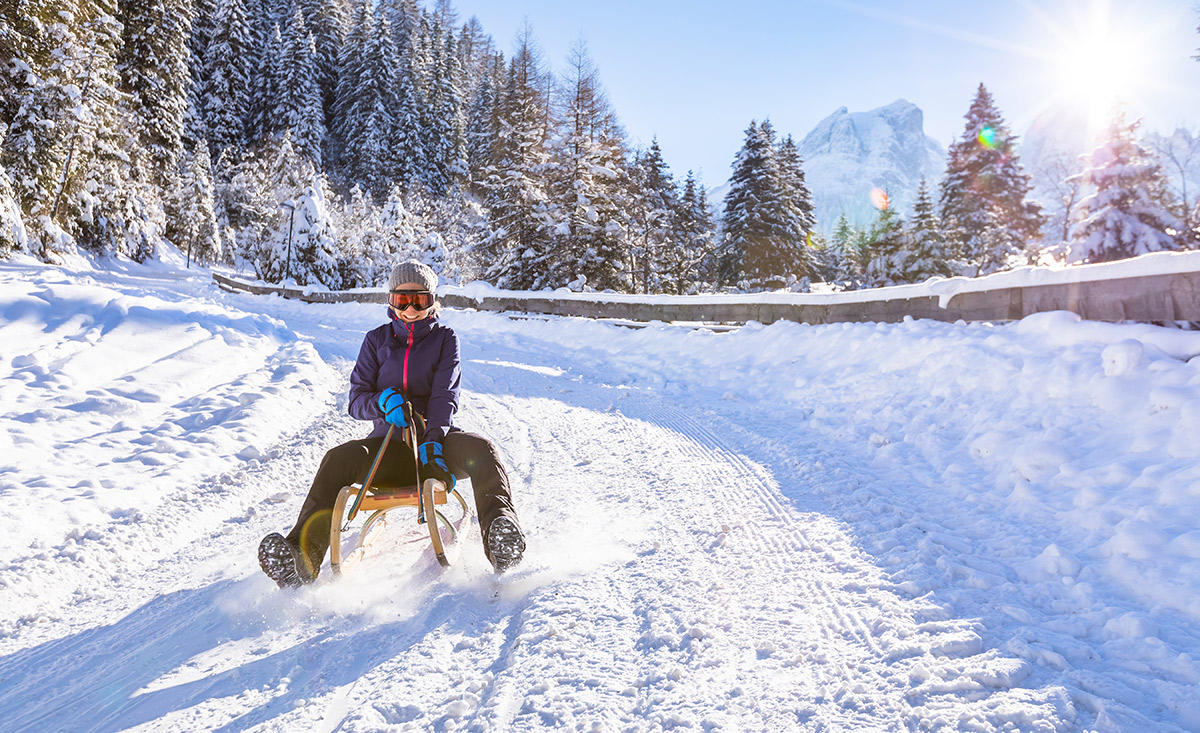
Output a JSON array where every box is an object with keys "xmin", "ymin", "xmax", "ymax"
[{"xmin": 217, "ymin": 250, "xmax": 1200, "ymax": 327}]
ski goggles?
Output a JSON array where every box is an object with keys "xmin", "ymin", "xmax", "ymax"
[{"xmin": 388, "ymin": 289, "xmax": 435, "ymax": 311}]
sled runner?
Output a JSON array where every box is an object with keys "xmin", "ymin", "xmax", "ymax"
[{"xmin": 329, "ymin": 410, "xmax": 471, "ymax": 574}]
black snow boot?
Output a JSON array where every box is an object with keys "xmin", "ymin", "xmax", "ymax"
[
  {"xmin": 258, "ymin": 533, "xmax": 314, "ymax": 588},
  {"xmin": 486, "ymin": 515, "xmax": 526, "ymax": 574}
]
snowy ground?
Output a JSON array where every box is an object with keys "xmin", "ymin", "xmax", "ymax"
[{"xmin": 1, "ymin": 257, "xmax": 1199, "ymax": 732}]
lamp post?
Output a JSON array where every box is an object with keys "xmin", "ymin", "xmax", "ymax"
[{"xmin": 280, "ymin": 199, "xmax": 296, "ymax": 283}]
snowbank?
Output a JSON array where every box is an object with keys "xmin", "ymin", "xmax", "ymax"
[{"xmin": 0, "ymin": 259, "xmax": 345, "ymax": 626}]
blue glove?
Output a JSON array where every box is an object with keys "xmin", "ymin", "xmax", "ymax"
[
  {"xmin": 418, "ymin": 441, "xmax": 456, "ymax": 490},
  {"xmin": 377, "ymin": 388, "xmax": 408, "ymax": 428}
]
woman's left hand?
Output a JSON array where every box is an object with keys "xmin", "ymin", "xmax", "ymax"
[{"xmin": 418, "ymin": 441, "xmax": 456, "ymax": 490}]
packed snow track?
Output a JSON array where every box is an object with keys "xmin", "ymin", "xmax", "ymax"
[{"xmin": 1, "ymin": 261, "xmax": 1199, "ymax": 732}]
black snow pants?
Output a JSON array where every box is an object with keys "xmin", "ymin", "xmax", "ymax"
[{"xmin": 285, "ymin": 430, "xmax": 519, "ymax": 577}]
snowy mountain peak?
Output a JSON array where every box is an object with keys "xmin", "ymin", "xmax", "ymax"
[{"xmin": 800, "ymin": 99, "xmax": 945, "ymax": 233}]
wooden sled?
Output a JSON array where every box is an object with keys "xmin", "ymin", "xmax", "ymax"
[
  {"xmin": 329, "ymin": 407, "xmax": 471, "ymax": 575},
  {"xmin": 330, "ymin": 477, "xmax": 470, "ymax": 573}
]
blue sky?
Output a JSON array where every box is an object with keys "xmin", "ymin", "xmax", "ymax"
[{"xmin": 448, "ymin": 0, "xmax": 1200, "ymax": 187}]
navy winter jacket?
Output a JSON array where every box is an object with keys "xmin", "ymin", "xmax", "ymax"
[{"xmin": 348, "ymin": 313, "xmax": 461, "ymax": 443}]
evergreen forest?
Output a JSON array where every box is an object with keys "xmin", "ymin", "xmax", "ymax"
[{"xmin": 1, "ymin": 1, "xmax": 1196, "ymax": 292}]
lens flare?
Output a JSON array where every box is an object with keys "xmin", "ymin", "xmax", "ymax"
[
  {"xmin": 870, "ymin": 188, "xmax": 890, "ymax": 211},
  {"xmin": 977, "ymin": 126, "xmax": 998, "ymax": 150}
]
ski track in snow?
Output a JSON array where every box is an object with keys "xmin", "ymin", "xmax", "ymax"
[{"xmin": 1, "ymin": 261, "xmax": 1199, "ymax": 731}]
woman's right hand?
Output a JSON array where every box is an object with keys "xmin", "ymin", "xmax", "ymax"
[{"xmin": 377, "ymin": 388, "xmax": 408, "ymax": 427}]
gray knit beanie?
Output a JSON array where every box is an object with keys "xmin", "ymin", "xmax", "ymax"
[{"xmin": 388, "ymin": 260, "xmax": 438, "ymax": 292}]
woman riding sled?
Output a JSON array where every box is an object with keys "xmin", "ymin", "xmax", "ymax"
[{"xmin": 258, "ymin": 260, "xmax": 526, "ymax": 587}]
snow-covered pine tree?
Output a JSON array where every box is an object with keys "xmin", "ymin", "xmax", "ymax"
[
  {"xmin": 831, "ymin": 213, "xmax": 853, "ymax": 249},
  {"xmin": 295, "ymin": 33, "xmax": 327, "ymax": 166},
  {"xmin": 549, "ymin": 39, "xmax": 629, "ymax": 291},
  {"xmin": 443, "ymin": 34, "xmax": 470, "ymax": 191},
  {"xmin": 245, "ymin": 1, "xmax": 281, "ymax": 144},
  {"xmin": 385, "ymin": 8, "xmax": 426, "ymax": 193},
  {"xmin": 253, "ymin": 1, "xmax": 292, "ymax": 39},
  {"xmin": 420, "ymin": 24, "xmax": 449, "ymax": 193},
  {"xmin": 628, "ymin": 138, "xmax": 677, "ymax": 293},
  {"xmin": 673, "ymin": 170, "xmax": 717, "ymax": 292},
  {"xmin": 1069, "ymin": 114, "xmax": 1183, "ymax": 263},
  {"xmin": 806, "ymin": 232, "xmax": 836, "ymax": 285},
  {"xmin": 861, "ymin": 201, "xmax": 905, "ymax": 287},
  {"xmin": 335, "ymin": 2, "xmax": 396, "ymax": 198},
  {"xmin": 211, "ymin": 147, "xmax": 246, "ymax": 265},
  {"xmin": 0, "ymin": 5, "xmax": 31, "ymax": 126},
  {"xmin": 414, "ymin": 226, "xmax": 451, "ymax": 280},
  {"xmin": 465, "ymin": 51, "xmax": 504, "ymax": 195},
  {"xmin": 776, "ymin": 134, "xmax": 817, "ymax": 247},
  {"xmin": 413, "ymin": 5, "xmax": 461, "ymax": 195},
  {"xmin": 456, "ymin": 15, "xmax": 494, "ymax": 102},
  {"xmin": 202, "ymin": 0, "xmax": 254, "ymax": 153},
  {"xmin": 212, "ymin": 146, "xmax": 259, "ymax": 270},
  {"xmin": 423, "ymin": 31, "xmax": 467, "ymax": 196},
  {"xmin": 478, "ymin": 28, "xmax": 555, "ymax": 288},
  {"xmin": 77, "ymin": 105, "xmax": 166, "ymax": 262},
  {"xmin": 366, "ymin": 11, "xmax": 401, "ymax": 194},
  {"xmin": 720, "ymin": 120, "xmax": 768, "ymax": 287},
  {"xmin": 169, "ymin": 140, "xmax": 221, "ymax": 265},
  {"xmin": 294, "ymin": 0, "xmax": 346, "ymax": 123},
  {"xmin": 380, "ymin": 0, "xmax": 421, "ymax": 48},
  {"xmin": 250, "ymin": 22, "xmax": 286, "ymax": 142},
  {"xmin": 939, "ymin": 84, "xmax": 1044, "ymax": 275},
  {"xmin": 413, "ymin": 8, "xmax": 458, "ymax": 196},
  {"xmin": 184, "ymin": 0, "xmax": 217, "ymax": 145},
  {"xmin": 280, "ymin": 9, "xmax": 325, "ymax": 165},
  {"xmin": 181, "ymin": 81, "xmax": 206, "ymax": 152},
  {"xmin": 819, "ymin": 213, "xmax": 863, "ymax": 287},
  {"xmin": 332, "ymin": 0, "xmax": 369, "ymax": 160},
  {"xmin": 720, "ymin": 120, "xmax": 816, "ymax": 289},
  {"xmin": 901, "ymin": 178, "xmax": 954, "ymax": 282},
  {"xmin": 116, "ymin": 0, "xmax": 190, "ymax": 188},
  {"xmin": 407, "ymin": 9, "xmax": 436, "ymax": 156}
]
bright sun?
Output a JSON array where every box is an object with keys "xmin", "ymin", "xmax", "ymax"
[{"xmin": 1049, "ymin": 9, "xmax": 1157, "ymax": 134}]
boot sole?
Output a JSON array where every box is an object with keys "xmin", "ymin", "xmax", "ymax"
[
  {"xmin": 258, "ymin": 533, "xmax": 308, "ymax": 588},
  {"xmin": 487, "ymin": 517, "xmax": 526, "ymax": 574}
]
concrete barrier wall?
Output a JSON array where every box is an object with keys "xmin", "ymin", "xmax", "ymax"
[{"xmin": 212, "ymin": 270, "xmax": 1200, "ymax": 325}]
